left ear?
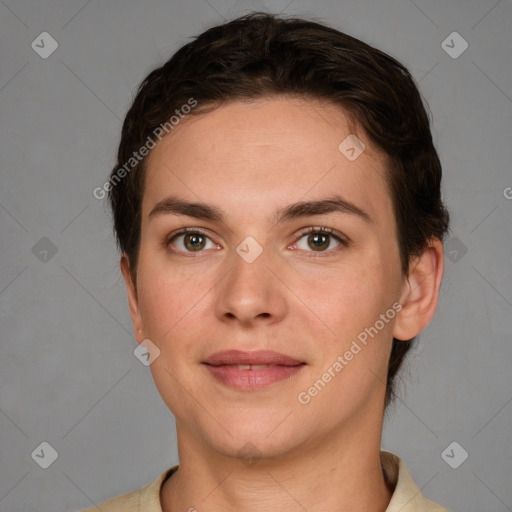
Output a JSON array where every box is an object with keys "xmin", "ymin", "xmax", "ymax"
[{"xmin": 393, "ymin": 237, "xmax": 445, "ymax": 341}]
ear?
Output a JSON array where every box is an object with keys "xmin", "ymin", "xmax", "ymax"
[
  {"xmin": 120, "ymin": 254, "xmax": 145, "ymax": 343},
  {"xmin": 393, "ymin": 238, "xmax": 445, "ymax": 341}
]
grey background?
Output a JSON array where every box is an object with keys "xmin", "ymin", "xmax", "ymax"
[{"xmin": 0, "ymin": 0, "xmax": 511, "ymax": 511}]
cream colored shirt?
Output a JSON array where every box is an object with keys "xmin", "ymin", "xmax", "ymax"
[{"xmin": 81, "ymin": 451, "xmax": 448, "ymax": 511}]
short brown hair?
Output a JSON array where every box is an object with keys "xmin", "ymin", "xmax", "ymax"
[{"xmin": 108, "ymin": 12, "xmax": 450, "ymax": 407}]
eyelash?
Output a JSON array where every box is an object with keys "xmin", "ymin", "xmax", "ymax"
[{"xmin": 163, "ymin": 226, "xmax": 349, "ymax": 257}]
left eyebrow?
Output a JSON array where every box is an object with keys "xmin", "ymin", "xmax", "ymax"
[{"xmin": 148, "ymin": 194, "xmax": 373, "ymax": 225}]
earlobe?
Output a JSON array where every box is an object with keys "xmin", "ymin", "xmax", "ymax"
[
  {"xmin": 120, "ymin": 254, "xmax": 145, "ymax": 342},
  {"xmin": 393, "ymin": 238, "xmax": 445, "ymax": 341}
]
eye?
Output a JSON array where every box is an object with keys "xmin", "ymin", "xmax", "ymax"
[
  {"xmin": 164, "ymin": 226, "xmax": 348, "ymax": 256},
  {"xmin": 292, "ymin": 227, "xmax": 347, "ymax": 253},
  {"xmin": 165, "ymin": 228, "xmax": 219, "ymax": 253}
]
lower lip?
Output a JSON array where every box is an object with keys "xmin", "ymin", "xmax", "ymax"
[{"xmin": 203, "ymin": 364, "xmax": 305, "ymax": 390}]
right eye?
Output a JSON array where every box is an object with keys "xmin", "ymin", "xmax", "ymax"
[{"xmin": 165, "ymin": 228, "xmax": 220, "ymax": 254}]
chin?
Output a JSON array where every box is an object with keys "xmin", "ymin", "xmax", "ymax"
[
  {"xmin": 206, "ymin": 418, "xmax": 306, "ymax": 461},
  {"xmin": 214, "ymin": 435, "xmax": 295, "ymax": 465}
]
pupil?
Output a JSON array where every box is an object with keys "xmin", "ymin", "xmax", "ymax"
[
  {"xmin": 186, "ymin": 234, "xmax": 204, "ymax": 250},
  {"xmin": 309, "ymin": 233, "xmax": 328, "ymax": 250}
]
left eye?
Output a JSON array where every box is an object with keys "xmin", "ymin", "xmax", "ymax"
[{"xmin": 293, "ymin": 228, "xmax": 344, "ymax": 252}]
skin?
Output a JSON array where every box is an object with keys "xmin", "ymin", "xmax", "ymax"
[{"xmin": 120, "ymin": 95, "xmax": 444, "ymax": 512}]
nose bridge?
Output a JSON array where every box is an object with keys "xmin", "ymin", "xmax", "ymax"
[{"xmin": 216, "ymin": 235, "xmax": 284, "ymax": 323}]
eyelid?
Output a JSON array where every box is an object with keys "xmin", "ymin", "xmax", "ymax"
[
  {"xmin": 291, "ymin": 226, "xmax": 349, "ymax": 253},
  {"xmin": 295, "ymin": 226, "xmax": 347, "ymax": 241},
  {"xmin": 163, "ymin": 227, "xmax": 220, "ymax": 253}
]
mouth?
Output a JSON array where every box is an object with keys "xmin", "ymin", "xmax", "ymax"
[{"xmin": 202, "ymin": 350, "xmax": 306, "ymax": 390}]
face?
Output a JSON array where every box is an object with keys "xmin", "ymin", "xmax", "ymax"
[{"xmin": 123, "ymin": 96, "xmax": 412, "ymax": 461}]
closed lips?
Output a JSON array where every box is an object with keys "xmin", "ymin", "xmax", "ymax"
[
  {"xmin": 203, "ymin": 349, "xmax": 305, "ymax": 367},
  {"xmin": 232, "ymin": 364, "xmax": 278, "ymax": 370},
  {"xmin": 203, "ymin": 350, "xmax": 306, "ymax": 389}
]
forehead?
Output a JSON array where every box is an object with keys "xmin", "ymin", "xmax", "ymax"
[{"xmin": 142, "ymin": 96, "xmax": 393, "ymax": 226}]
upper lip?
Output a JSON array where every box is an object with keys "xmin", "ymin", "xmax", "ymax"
[{"xmin": 203, "ymin": 350, "xmax": 304, "ymax": 366}]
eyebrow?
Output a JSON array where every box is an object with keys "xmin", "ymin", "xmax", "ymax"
[{"xmin": 148, "ymin": 194, "xmax": 373, "ymax": 225}]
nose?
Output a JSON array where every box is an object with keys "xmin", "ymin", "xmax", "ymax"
[{"xmin": 214, "ymin": 241, "xmax": 287, "ymax": 328}]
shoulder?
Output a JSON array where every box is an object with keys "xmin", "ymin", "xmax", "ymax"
[
  {"xmin": 79, "ymin": 465, "xmax": 178, "ymax": 512},
  {"xmin": 381, "ymin": 451, "xmax": 450, "ymax": 511},
  {"xmin": 80, "ymin": 487, "xmax": 146, "ymax": 512},
  {"xmin": 422, "ymin": 497, "xmax": 450, "ymax": 511}
]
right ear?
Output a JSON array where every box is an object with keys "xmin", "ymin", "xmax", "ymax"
[{"xmin": 120, "ymin": 254, "xmax": 145, "ymax": 342}]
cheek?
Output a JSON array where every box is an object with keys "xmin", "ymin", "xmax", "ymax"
[
  {"xmin": 309, "ymin": 249, "xmax": 397, "ymax": 367},
  {"xmin": 135, "ymin": 252, "xmax": 208, "ymax": 344},
  {"xmin": 316, "ymin": 252, "xmax": 389, "ymax": 321},
  {"xmin": 307, "ymin": 270, "xmax": 396, "ymax": 406}
]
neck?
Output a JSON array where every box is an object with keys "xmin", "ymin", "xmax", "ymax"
[{"xmin": 161, "ymin": 420, "xmax": 393, "ymax": 512}]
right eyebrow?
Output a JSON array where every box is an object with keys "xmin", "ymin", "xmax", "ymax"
[{"xmin": 148, "ymin": 196, "xmax": 225, "ymax": 222}]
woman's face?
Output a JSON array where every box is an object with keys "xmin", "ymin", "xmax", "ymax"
[{"xmin": 122, "ymin": 96, "xmax": 410, "ymax": 460}]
